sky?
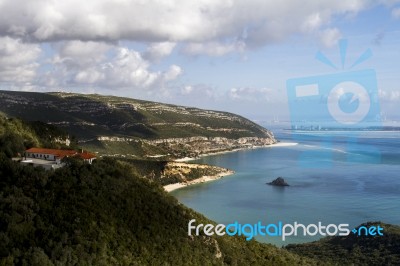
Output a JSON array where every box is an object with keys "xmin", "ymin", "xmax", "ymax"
[{"xmin": 0, "ymin": 0, "xmax": 400, "ymax": 122}]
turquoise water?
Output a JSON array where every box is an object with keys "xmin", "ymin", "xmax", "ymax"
[{"xmin": 171, "ymin": 130, "xmax": 400, "ymax": 246}]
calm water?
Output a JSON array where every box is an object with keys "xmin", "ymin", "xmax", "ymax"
[{"xmin": 171, "ymin": 129, "xmax": 400, "ymax": 246}]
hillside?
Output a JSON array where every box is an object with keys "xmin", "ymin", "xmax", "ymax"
[
  {"xmin": 0, "ymin": 91, "xmax": 276, "ymax": 158},
  {"xmin": 119, "ymin": 158, "xmax": 233, "ymax": 186},
  {"xmin": 286, "ymin": 222, "xmax": 400, "ymax": 265},
  {"xmin": 0, "ymin": 114, "xmax": 235, "ymax": 189},
  {"xmin": 0, "ymin": 114, "xmax": 75, "ymax": 158},
  {"xmin": 0, "ymin": 156, "xmax": 313, "ymax": 265}
]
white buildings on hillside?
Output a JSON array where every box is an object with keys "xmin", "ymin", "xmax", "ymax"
[{"xmin": 21, "ymin": 148, "xmax": 96, "ymax": 170}]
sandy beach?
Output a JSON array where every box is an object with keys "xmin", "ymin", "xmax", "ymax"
[
  {"xmin": 164, "ymin": 170, "xmax": 234, "ymax": 192},
  {"xmin": 165, "ymin": 142, "xmax": 297, "ymax": 192},
  {"xmin": 174, "ymin": 142, "xmax": 298, "ymax": 162}
]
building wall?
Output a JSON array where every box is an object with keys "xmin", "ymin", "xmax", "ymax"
[
  {"xmin": 84, "ymin": 158, "xmax": 96, "ymax": 164},
  {"xmin": 20, "ymin": 160, "xmax": 64, "ymax": 170},
  {"xmin": 26, "ymin": 152, "xmax": 56, "ymax": 161},
  {"xmin": 25, "ymin": 151, "xmax": 95, "ymax": 165}
]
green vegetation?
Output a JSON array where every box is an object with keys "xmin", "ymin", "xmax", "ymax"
[
  {"xmin": 0, "ymin": 114, "xmax": 75, "ymax": 158},
  {"xmin": 286, "ymin": 222, "xmax": 400, "ymax": 265},
  {"xmin": 0, "ymin": 156, "xmax": 314, "ymax": 265},
  {"xmin": 0, "ymin": 91, "xmax": 277, "ymax": 158},
  {"xmin": 116, "ymin": 158, "xmax": 232, "ymax": 186},
  {"xmin": 82, "ymin": 139, "xmax": 168, "ymax": 159},
  {"xmin": 0, "ymin": 90, "xmax": 273, "ymax": 141}
]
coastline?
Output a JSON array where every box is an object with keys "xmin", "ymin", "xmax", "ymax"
[
  {"xmin": 164, "ymin": 169, "xmax": 234, "ymax": 192},
  {"xmin": 174, "ymin": 142, "xmax": 298, "ymax": 162},
  {"xmin": 164, "ymin": 142, "xmax": 297, "ymax": 192}
]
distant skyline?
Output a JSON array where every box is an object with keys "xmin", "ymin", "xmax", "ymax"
[{"xmin": 0, "ymin": 1, "xmax": 400, "ymax": 121}]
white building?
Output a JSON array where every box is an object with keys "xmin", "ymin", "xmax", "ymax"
[{"xmin": 22, "ymin": 148, "xmax": 96, "ymax": 169}]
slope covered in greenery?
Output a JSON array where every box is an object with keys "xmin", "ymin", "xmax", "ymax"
[
  {"xmin": 0, "ymin": 156, "xmax": 314, "ymax": 265},
  {"xmin": 0, "ymin": 91, "xmax": 277, "ymax": 158},
  {"xmin": 0, "ymin": 91, "xmax": 273, "ymax": 140},
  {"xmin": 0, "ymin": 114, "xmax": 75, "ymax": 158},
  {"xmin": 118, "ymin": 158, "xmax": 232, "ymax": 186},
  {"xmin": 286, "ymin": 222, "xmax": 400, "ymax": 265}
]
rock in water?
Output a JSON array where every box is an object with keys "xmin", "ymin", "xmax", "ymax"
[{"xmin": 267, "ymin": 177, "xmax": 289, "ymax": 186}]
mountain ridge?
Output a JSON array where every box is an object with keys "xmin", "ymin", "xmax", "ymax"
[{"xmin": 0, "ymin": 90, "xmax": 276, "ymax": 158}]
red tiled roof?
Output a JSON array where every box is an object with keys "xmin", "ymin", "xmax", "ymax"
[
  {"xmin": 25, "ymin": 148, "xmax": 96, "ymax": 160},
  {"xmin": 77, "ymin": 151, "xmax": 96, "ymax": 160},
  {"xmin": 25, "ymin": 148, "xmax": 77, "ymax": 158}
]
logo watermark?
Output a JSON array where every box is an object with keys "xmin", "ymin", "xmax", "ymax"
[
  {"xmin": 188, "ymin": 219, "xmax": 383, "ymax": 241},
  {"xmin": 286, "ymin": 39, "xmax": 382, "ymax": 167}
]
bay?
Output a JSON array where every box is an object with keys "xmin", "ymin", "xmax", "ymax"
[{"xmin": 171, "ymin": 129, "xmax": 400, "ymax": 246}]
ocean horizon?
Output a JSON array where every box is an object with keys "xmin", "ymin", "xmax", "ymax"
[{"xmin": 172, "ymin": 128, "xmax": 400, "ymax": 246}]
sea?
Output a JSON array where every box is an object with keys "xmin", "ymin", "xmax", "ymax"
[{"xmin": 171, "ymin": 127, "xmax": 400, "ymax": 246}]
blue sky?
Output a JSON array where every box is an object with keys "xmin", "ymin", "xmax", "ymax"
[{"xmin": 0, "ymin": 0, "xmax": 399, "ymax": 122}]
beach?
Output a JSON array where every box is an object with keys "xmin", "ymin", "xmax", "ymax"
[
  {"xmin": 174, "ymin": 142, "xmax": 298, "ymax": 162},
  {"xmin": 165, "ymin": 142, "xmax": 297, "ymax": 192},
  {"xmin": 164, "ymin": 170, "xmax": 234, "ymax": 192}
]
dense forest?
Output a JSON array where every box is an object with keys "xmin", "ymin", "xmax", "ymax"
[
  {"xmin": 286, "ymin": 221, "xmax": 400, "ymax": 265},
  {"xmin": 0, "ymin": 156, "xmax": 314, "ymax": 265}
]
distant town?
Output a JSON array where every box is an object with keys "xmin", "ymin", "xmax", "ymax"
[{"xmin": 287, "ymin": 125, "xmax": 400, "ymax": 131}]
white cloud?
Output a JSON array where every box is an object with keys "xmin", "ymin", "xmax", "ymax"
[
  {"xmin": 391, "ymin": 7, "xmax": 400, "ymax": 18},
  {"xmin": 0, "ymin": 0, "xmax": 396, "ymax": 96},
  {"xmin": 301, "ymin": 13, "xmax": 323, "ymax": 32},
  {"xmin": 142, "ymin": 42, "xmax": 176, "ymax": 62},
  {"xmin": 0, "ymin": 37, "xmax": 41, "ymax": 84},
  {"xmin": 318, "ymin": 27, "xmax": 342, "ymax": 48},
  {"xmin": 99, "ymin": 48, "xmax": 158, "ymax": 88},
  {"xmin": 46, "ymin": 41, "xmax": 112, "ymax": 80},
  {"xmin": 163, "ymin": 65, "xmax": 182, "ymax": 81},
  {"xmin": 0, "ymin": 0, "xmax": 370, "ymax": 47},
  {"xmin": 379, "ymin": 89, "xmax": 400, "ymax": 102},
  {"xmin": 183, "ymin": 41, "xmax": 246, "ymax": 56},
  {"xmin": 181, "ymin": 85, "xmax": 194, "ymax": 95},
  {"xmin": 58, "ymin": 41, "xmax": 111, "ymax": 65},
  {"xmin": 228, "ymin": 87, "xmax": 273, "ymax": 102},
  {"xmin": 326, "ymin": 85, "xmax": 371, "ymax": 105},
  {"xmin": 41, "ymin": 41, "xmax": 182, "ymax": 90},
  {"xmin": 74, "ymin": 69, "xmax": 104, "ymax": 84},
  {"xmin": 179, "ymin": 84, "xmax": 217, "ymax": 98}
]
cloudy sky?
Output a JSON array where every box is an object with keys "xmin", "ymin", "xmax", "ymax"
[{"xmin": 0, "ymin": 0, "xmax": 400, "ymax": 121}]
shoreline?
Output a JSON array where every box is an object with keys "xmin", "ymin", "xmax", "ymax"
[
  {"xmin": 164, "ymin": 170, "xmax": 235, "ymax": 192},
  {"xmin": 174, "ymin": 142, "xmax": 298, "ymax": 162},
  {"xmin": 164, "ymin": 142, "xmax": 297, "ymax": 192}
]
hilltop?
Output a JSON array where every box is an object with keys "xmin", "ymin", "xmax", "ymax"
[{"xmin": 0, "ymin": 91, "xmax": 276, "ymax": 158}]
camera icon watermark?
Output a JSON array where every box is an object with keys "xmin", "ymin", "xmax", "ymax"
[
  {"xmin": 287, "ymin": 69, "xmax": 380, "ymax": 127},
  {"xmin": 286, "ymin": 39, "xmax": 381, "ymax": 167}
]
